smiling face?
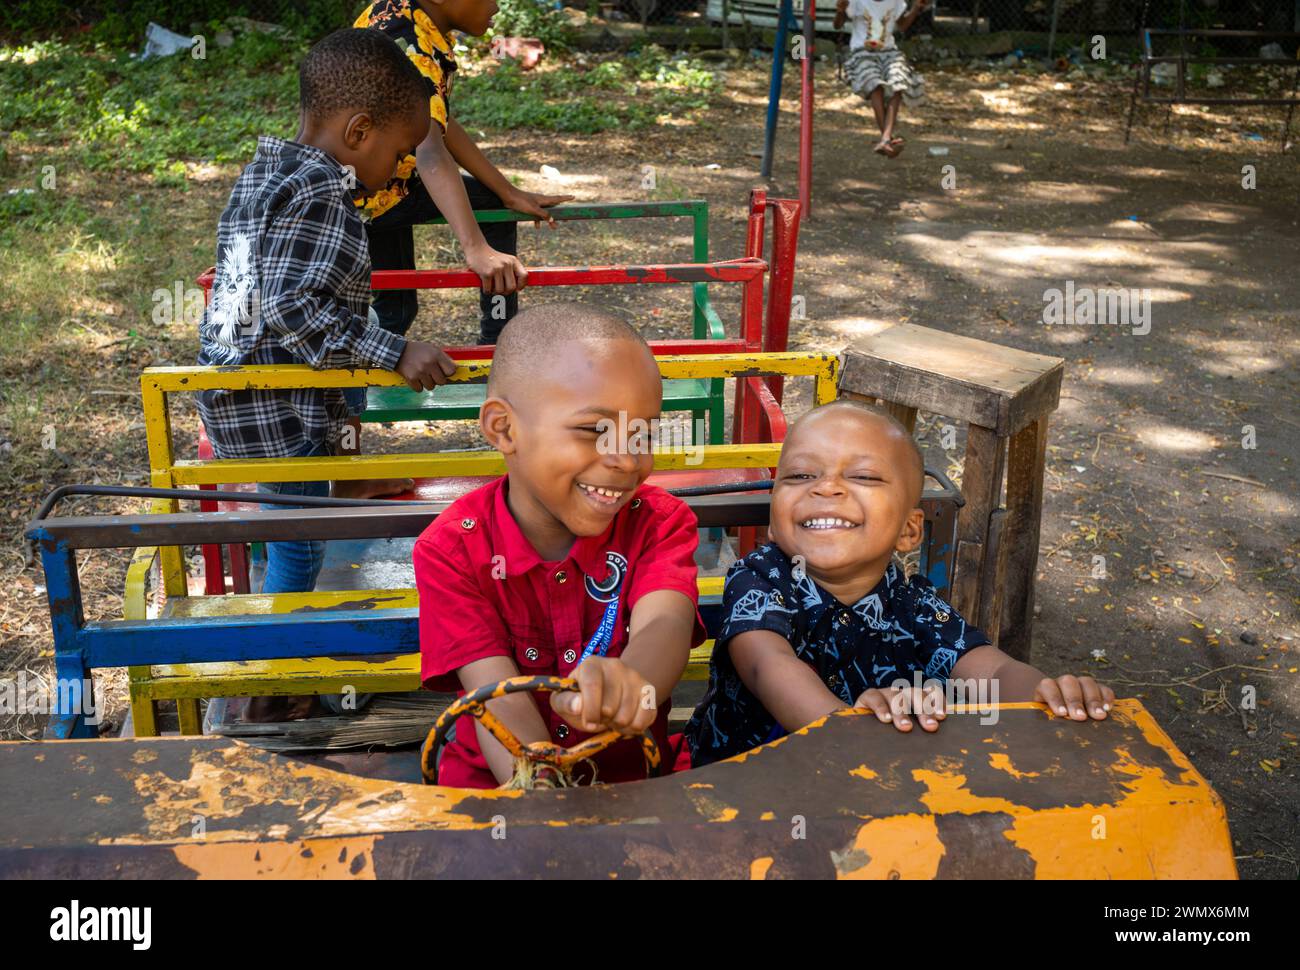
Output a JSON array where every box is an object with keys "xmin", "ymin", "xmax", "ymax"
[
  {"xmin": 769, "ymin": 405, "xmax": 925, "ymax": 602},
  {"xmin": 481, "ymin": 336, "xmax": 663, "ymax": 561}
]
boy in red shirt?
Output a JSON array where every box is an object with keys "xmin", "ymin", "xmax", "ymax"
[{"xmin": 414, "ymin": 304, "xmax": 704, "ymax": 788}]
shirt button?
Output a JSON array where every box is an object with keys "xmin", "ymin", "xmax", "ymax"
[
  {"xmin": 460, "ymin": 518, "xmax": 475, "ymax": 530},
  {"xmin": 839, "ymin": 612, "xmax": 851, "ymax": 624},
  {"xmin": 563, "ymin": 649, "xmax": 577, "ymax": 664},
  {"xmin": 630, "ymin": 498, "xmax": 641, "ymax": 509},
  {"xmin": 556, "ymin": 724, "xmax": 570, "ymax": 740},
  {"xmin": 524, "ymin": 647, "xmax": 539, "ymax": 662},
  {"xmin": 935, "ymin": 610, "xmax": 950, "ymax": 622},
  {"xmin": 555, "ymin": 570, "xmax": 567, "ymax": 584}
]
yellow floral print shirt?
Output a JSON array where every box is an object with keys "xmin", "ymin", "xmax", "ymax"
[{"xmin": 352, "ymin": 0, "xmax": 457, "ymax": 221}]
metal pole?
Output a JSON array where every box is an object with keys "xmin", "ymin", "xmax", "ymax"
[
  {"xmin": 1048, "ymin": 0, "xmax": 1061, "ymax": 60},
  {"xmin": 799, "ymin": 0, "xmax": 815, "ymax": 219},
  {"xmin": 761, "ymin": 0, "xmax": 795, "ymax": 179}
]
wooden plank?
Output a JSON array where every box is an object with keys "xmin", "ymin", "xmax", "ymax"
[
  {"xmin": 839, "ymin": 324, "xmax": 1064, "ymax": 435},
  {"xmin": 950, "ymin": 425, "xmax": 1006, "ymax": 624},
  {"xmin": 977, "ymin": 509, "xmax": 1008, "ymax": 651},
  {"xmin": 999, "ymin": 415, "xmax": 1049, "ymax": 661},
  {"xmin": 880, "ymin": 402, "xmax": 918, "ymax": 434}
]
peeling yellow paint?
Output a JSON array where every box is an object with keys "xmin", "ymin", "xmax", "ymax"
[
  {"xmin": 988, "ymin": 752, "xmax": 1041, "ymax": 780},
  {"xmin": 172, "ymin": 836, "xmax": 378, "ymax": 879},
  {"xmin": 750, "ymin": 857, "xmax": 774, "ymax": 880},
  {"xmin": 850, "ymin": 765, "xmax": 879, "ymax": 781},
  {"xmin": 835, "ymin": 815, "xmax": 945, "ymax": 879}
]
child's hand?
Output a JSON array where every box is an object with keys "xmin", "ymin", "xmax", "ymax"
[
  {"xmin": 550, "ymin": 657, "xmax": 658, "ymax": 736},
  {"xmin": 855, "ymin": 683, "xmax": 947, "ymax": 732},
  {"xmin": 1035, "ymin": 675, "xmax": 1114, "ymax": 721},
  {"xmin": 396, "ymin": 340, "xmax": 456, "ymax": 392},
  {"xmin": 504, "ymin": 188, "xmax": 574, "ymax": 228},
  {"xmin": 466, "ymin": 243, "xmax": 528, "ymax": 296}
]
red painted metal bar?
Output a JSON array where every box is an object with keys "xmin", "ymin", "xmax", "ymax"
[
  {"xmin": 441, "ymin": 339, "xmax": 750, "ymax": 361},
  {"xmin": 762, "ymin": 196, "xmax": 803, "ymax": 405},
  {"xmin": 197, "ymin": 484, "xmax": 225, "ymax": 596},
  {"xmin": 799, "ymin": 0, "xmax": 815, "ymax": 220},
  {"xmin": 198, "ymin": 259, "xmax": 767, "ymax": 300},
  {"xmin": 734, "ymin": 191, "xmax": 771, "ymax": 447},
  {"xmin": 370, "ymin": 260, "xmax": 767, "ymax": 290}
]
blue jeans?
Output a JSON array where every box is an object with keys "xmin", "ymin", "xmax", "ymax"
[{"xmin": 258, "ymin": 465, "xmax": 329, "ymax": 595}]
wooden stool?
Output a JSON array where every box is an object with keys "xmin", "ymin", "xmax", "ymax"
[{"xmin": 838, "ymin": 324, "xmax": 1064, "ymax": 661}]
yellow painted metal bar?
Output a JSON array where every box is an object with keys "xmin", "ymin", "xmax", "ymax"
[
  {"xmin": 162, "ymin": 578, "xmax": 722, "ymax": 619},
  {"xmin": 124, "ymin": 545, "xmax": 161, "ymax": 738},
  {"xmin": 169, "ymin": 442, "xmax": 785, "ymax": 485},
  {"xmin": 140, "ymin": 380, "xmax": 188, "ymax": 597},
  {"xmin": 139, "ymin": 353, "xmax": 835, "ymax": 392},
  {"xmin": 138, "ymin": 639, "xmax": 717, "ymax": 700},
  {"xmin": 815, "ymin": 354, "xmax": 841, "ymax": 406}
]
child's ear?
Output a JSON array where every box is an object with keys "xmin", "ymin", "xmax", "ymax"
[
  {"xmin": 342, "ymin": 112, "xmax": 374, "ymax": 150},
  {"xmin": 894, "ymin": 507, "xmax": 925, "ymax": 554},
  {"xmin": 480, "ymin": 397, "xmax": 517, "ymax": 454}
]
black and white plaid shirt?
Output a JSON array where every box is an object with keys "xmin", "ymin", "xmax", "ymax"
[{"xmin": 196, "ymin": 136, "xmax": 406, "ymax": 459}]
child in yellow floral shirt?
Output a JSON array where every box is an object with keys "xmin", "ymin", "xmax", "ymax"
[{"xmin": 354, "ymin": 0, "xmax": 571, "ymax": 344}]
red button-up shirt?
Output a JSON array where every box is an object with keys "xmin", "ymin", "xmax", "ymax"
[{"xmin": 415, "ymin": 476, "xmax": 704, "ymax": 788}]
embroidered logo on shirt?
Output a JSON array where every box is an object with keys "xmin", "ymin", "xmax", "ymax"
[{"xmin": 585, "ymin": 551, "xmax": 627, "ymax": 604}]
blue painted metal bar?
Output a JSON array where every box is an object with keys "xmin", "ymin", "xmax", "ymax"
[
  {"xmin": 760, "ymin": 0, "xmax": 797, "ymax": 179},
  {"xmin": 80, "ymin": 610, "xmax": 420, "ymax": 668},
  {"xmin": 39, "ymin": 540, "xmax": 95, "ymax": 739}
]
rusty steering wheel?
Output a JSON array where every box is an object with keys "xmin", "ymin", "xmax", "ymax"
[{"xmin": 420, "ymin": 675, "xmax": 661, "ymax": 786}]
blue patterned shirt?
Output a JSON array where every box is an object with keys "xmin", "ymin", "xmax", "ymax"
[{"xmin": 686, "ymin": 543, "xmax": 989, "ymax": 766}]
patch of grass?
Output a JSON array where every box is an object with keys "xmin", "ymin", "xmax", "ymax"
[
  {"xmin": 0, "ymin": 34, "xmax": 300, "ymax": 184},
  {"xmin": 456, "ymin": 46, "xmax": 719, "ymax": 134}
]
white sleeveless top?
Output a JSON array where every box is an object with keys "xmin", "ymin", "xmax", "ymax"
[{"xmin": 848, "ymin": 0, "xmax": 907, "ymax": 51}]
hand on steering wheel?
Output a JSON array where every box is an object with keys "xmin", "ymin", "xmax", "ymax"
[{"xmin": 421, "ymin": 675, "xmax": 661, "ymax": 786}]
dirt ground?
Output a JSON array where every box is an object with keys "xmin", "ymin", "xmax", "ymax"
[{"xmin": 3, "ymin": 55, "xmax": 1297, "ymax": 877}]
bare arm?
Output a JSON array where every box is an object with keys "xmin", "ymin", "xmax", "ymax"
[
  {"xmin": 898, "ymin": 0, "xmax": 930, "ymax": 33},
  {"xmin": 443, "ymin": 117, "xmax": 519, "ymax": 209},
  {"xmin": 730, "ymin": 629, "xmax": 848, "ymax": 731},
  {"xmin": 950, "ymin": 644, "xmax": 1045, "ymax": 700},
  {"xmin": 951, "ymin": 644, "xmax": 1116, "ymax": 720},
  {"xmin": 414, "ymin": 125, "xmax": 526, "ymax": 294},
  {"xmin": 455, "ymin": 654, "xmax": 552, "ymax": 785},
  {"xmin": 618, "ymin": 589, "xmax": 696, "ymax": 710},
  {"xmin": 833, "ymin": 0, "xmax": 850, "ymax": 31},
  {"xmin": 444, "ymin": 117, "xmax": 573, "ymax": 226}
]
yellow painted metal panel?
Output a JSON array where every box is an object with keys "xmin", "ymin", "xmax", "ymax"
[
  {"xmin": 139, "ymin": 640, "xmax": 717, "ymax": 699},
  {"xmin": 169, "ymin": 442, "xmax": 784, "ymax": 485}
]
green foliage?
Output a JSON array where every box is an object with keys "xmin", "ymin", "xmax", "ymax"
[
  {"xmin": 485, "ymin": 0, "xmax": 575, "ymax": 53},
  {"xmin": 0, "ymin": 34, "xmax": 301, "ymax": 184},
  {"xmin": 456, "ymin": 46, "xmax": 718, "ymax": 134},
  {"xmin": 0, "ymin": 1, "xmax": 358, "ymax": 45}
]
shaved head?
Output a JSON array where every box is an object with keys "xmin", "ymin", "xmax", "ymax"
[
  {"xmin": 487, "ymin": 302, "xmax": 654, "ymax": 399},
  {"xmin": 787, "ymin": 399, "xmax": 926, "ymax": 505}
]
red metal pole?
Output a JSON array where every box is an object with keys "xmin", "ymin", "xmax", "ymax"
[
  {"xmin": 799, "ymin": 0, "xmax": 815, "ymax": 219},
  {"xmin": 762, "ymin": 197, "xmax": 803, "ymax": 404}
]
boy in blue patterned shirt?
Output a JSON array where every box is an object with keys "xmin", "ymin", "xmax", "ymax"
[{"xmin": 686, "ymin": 400, "xmax": 1115, "ymax": 766}]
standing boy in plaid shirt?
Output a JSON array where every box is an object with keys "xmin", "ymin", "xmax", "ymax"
[{"xmin": 197, "ymin": 28, "xmax": 457, "ymax": 611}]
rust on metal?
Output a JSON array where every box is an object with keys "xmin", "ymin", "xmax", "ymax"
[{"xmin": 0, "ymin": 701, "xmax": 1235, "ymax": 879}]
